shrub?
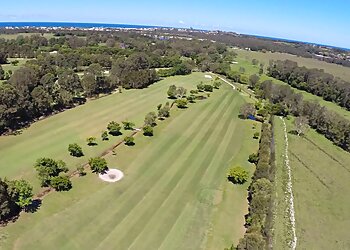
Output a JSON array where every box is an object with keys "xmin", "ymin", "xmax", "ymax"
[
  {"xmin": 68, "ymin": 143, "xmax": 84, "ymax": 157},
  {"xmin": 197, "ymin": 82, "xmax": 205, "ymax": 92},
  {"xmin": 101, "ymin": 130, "xmax": 109, "ymax": 141},
  {"xmin": 86, "ymin": 136, "xmax": 97, "ymax": 146},
  {"xmin": 107, "ymin": 121, "xmax": 122, "ymax": 136},
  {"xmin": 143, "ymin": 125, "xmax": 154, "ymax": 136},
  {"xmin": 248, "ymin": 153, "xmax": 259, "ymax": 164},
  {"xmin": 253, "ymin": 132, "xmax": 260, "ymax": 139},
  {"xmin": 158, "ymin": 102, "xmax": 170, "ymax": 118},
  {"xmin": 77, "ymin": 166, "xmax": 86, "ymax": 176},
  {"xmin": 203, "ymin": 84, "xmax": 213, "ymax": 92},
  {"xmin": 187, "ymin": 95, "xmax": 196, "ymax": 103},
  {"xmin": 124, "ymin": 136, "xmax": 135, "ymax": 146},
  {"xmin": 213, "ymin": 80, "xmax": 222, "ymax": 89},
  {"xmin": 176, "ymin": 98, "xmax": 188, "ymax": 109},
  {"xmin": 89, "ymin": 157, "xmax": 108, "ymax": 174},
  {"xmin": 227, "ymin": 166, "xmax": 249, "ymax": 184},
  {"xmin": 145, "ymin": 112, "xmax": 157, "ymax": 126},
  {"xmin": 50, "ymin": 176, "xmax": 72, "ymax": 191},
  {"xmin": 122, "ymin": 121, "xmax": 135, "ymax": 130}
]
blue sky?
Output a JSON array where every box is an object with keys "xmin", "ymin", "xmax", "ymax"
[{"xmin": 1, "ymin": 0, "xmax": 349, "ymax": 48}]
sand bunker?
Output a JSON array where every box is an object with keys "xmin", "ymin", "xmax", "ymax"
[
  {"xmin": 204, "ymin": 74, "xmax": 212, "ymax": 79},
  {"xmin": 99, "ymin": 169, "xmax": 124, "ymax": 182}
]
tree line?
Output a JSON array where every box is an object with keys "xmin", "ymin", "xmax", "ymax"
[
  {"xmin": 267, "ymin": 60, "xmax": 350, "ymax": 110},
  {"xmin": 234, "ymin": 122, "xmax": 275, "ymax": 249},
  {"xmin": 256, "ymin": 80, "xmax": 350, "ymax": 152}
]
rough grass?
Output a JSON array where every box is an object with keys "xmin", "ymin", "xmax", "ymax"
[
  {"xmin": 234, "ymin": 49, "xmax": 350, "ymax": 82},
  {"xmin": 0, "ymin": 78, "xmax": 260, "ymax": 249},
  {"xmin": 231, "ymin": 54, "xmax": 350, "ymax": 121},
  {"xmin": 273, "ymin": 117, "xmax": 350, "ymax": 249},
  {"xmin": 0, "ymin": 33, "xmax": 55, "ymax": 40}
]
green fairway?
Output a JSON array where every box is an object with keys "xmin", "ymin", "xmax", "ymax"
[
  {"xmin": 0, "ymin": 73, "xmax": 215, "ymax": 191},
  {"xmin": 0, "ymin": 75, "xmax": 260, "ymax": 249},
  {"xmin": 273, "ymin": 117, "xmax": 350, "ymax": 249}
]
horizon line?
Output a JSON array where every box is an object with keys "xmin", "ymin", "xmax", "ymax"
[{"xmin": 0, "ymin": 21, "xmax": 349, "ymax": 51}]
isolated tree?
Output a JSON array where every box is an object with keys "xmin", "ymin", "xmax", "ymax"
[
  {"xmin": 203, "ymin": 84, "xmax": 213, "ymax": 92},
  {"xmin": 145, "ymin": 112, "xmax": 157, "ymax": 126},
  {"xmin": 34, "ymin": 158, "xmax": 68, "ymax": 187},
  {"xmin": 7, "ymin": 179, "xmax": 33, "ymax": 208},
  {"xmin": 248, "ymin": 153, "xmax": 259, "ymax": 164},
  {"xmin": 124, "ymin": 136, "xmax": 135, "ymax": 146},
  {"xmin": 68, "ymin": 143, "xmax": 84, "ymax": 157},
  {"xmin": 240, "ymin": 103, "xmax": 256, "ymax": 119},
  {"xmin": 89, "ymin": 157, "xmax": 108, "ymax": 173},
  {"xmin": 176, "ymin": 86, "xmax": 187, "ymax": 98},
  {"xmin": 253, "ymin": 132, "xmax": 260, "ymax": 139},
  {"xmin": 143, "ymin": 125, "xmax": 154, "ymax": 136},
  {"xmin": 249, "ymin": 74, "xmax": 260, "ymax": 88},
  {"xmin": 197, "ymin": 82, "xmax": 205, "ymax": 92},
  {"xmin": 227, "ymin": 166, "xmax": 249, "ymax": 184},
  {"xmin": 122, "ymin": 121, "xmax": 135, "ymax": 130},
  {"xmin": 294, "ymin": 116, "xmax": 309, "ymax": 136},
  {"xmin": 101, "ymin": 130, "xmax": 109, "ymax": 141},
  {"xmin": 50, "ymin": 176, "xmax": 72, "ymax": 191},
  {"xmin": 81, "ymin": 73, "xmax": 97, "ymax": 97},
  {"xmin": 157, "ymin": 104, "xmax": 162, "ymax": 110},
  {"xmin": 86, "ymin": 136, "xmax": 97, "ymax": 146},
  {"xmin": 187, "ymin": 95, "xmax": 196, "ymax": 103},
  {"xmin": 107, "ymin": 121, "xmax": 122, "ymax": 136},
  {"xmin": 0, "ymin": 178, "xmax": 18, "ymax": 221},
  {"xmin": 213, "ymin": 80, "xmax": 222, "ymax": 89},
  {"xmin": 167, "ymin": 85, "xmax": 177, "ymax": 99},
  {"xmin": 239, "ymin": 67, "xmax": 246, "ymax": 73},
  {"xmin": 77, "ymin": 166, "xmax": 86, "ymax": 176},
  {"xmin": 158, "ymin": 102, "xmax": 171, "ymax": 118},
  {"xmin": 176, "ymin": 98, "xmax": 188, "ymax": 109}
]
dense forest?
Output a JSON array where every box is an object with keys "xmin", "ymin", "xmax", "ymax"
[
  {"xmin": 0, "ymin": 30, "xmax": 234, "ymax": 134},
  {"xmin": 267, "ymin": 60, "xmax": 350, "ymax": 110}
]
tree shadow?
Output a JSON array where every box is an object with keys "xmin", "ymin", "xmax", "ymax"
[
  {"xmin": 288, "ymin": 130, "xmax": 298, "ymax": 135},
  {"xmin": 25, "ymin": 199, "xmax": 42, "ymax": 213}
]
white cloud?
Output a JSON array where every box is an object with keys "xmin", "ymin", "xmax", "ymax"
[{"xmin": 179, "ymin": 20, "xmax": 185, "ymax": 24}]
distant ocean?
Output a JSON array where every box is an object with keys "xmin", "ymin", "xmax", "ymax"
[
  {"xmin": 0, "ymin": 22, "xmax": 348, "ymax": 51},
  {"xmin": 0, "ymin": 22, "xmax": 159, "ymax": 29}
]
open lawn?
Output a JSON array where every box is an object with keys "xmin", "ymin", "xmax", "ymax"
[
  {"xmin": 234, "ymin": 49, "xmax": 350, "ymax": 82},
  {"xmin": 0, "ymin": 73, "xmax": 260, "ymax": 249},
  {"xmin": 1, "ymin": 58, "xmax": 28, "ymax": 73},
  {"xmin": 273, "ymin": 117, "xmax": 350, "ymax": 249}
]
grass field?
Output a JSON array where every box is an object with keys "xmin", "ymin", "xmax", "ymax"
[
  {"xmin": 0, "ymin": 73, "xmax": 260, "ymax": 249},
  {"xmin": 1, "ymin": 58, "xmax": 28, "ymax": 73},
  {"xmin": 273, "ymin": 117, "xmax": 350, "ymax": 249},
  {"xmin": 234, "ymin": 49, "xmax": 350, "ymax": 82},
  {"xmin": 0, "ymin": 33, "xmax": 55, "ymax": 40}
]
